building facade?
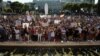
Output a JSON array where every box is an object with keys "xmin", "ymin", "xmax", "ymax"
[
  {"xmin": 60, "ymin": 0, "xmax": 94, "ymax": 4},
  {"xmin": 33, "ymin": 0, "xmax": 61, "ymax": 14}
]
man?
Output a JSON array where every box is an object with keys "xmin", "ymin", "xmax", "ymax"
[
  {"xmin": 96, "ymin": 28, "xmax": 100, "ymax": 40},
  {"xmin": 50, "ymin": 29, "xmax": 55, "ymax": 41},
  {"xmin": 37, "ymin": 28, "xmax": 43, "ymax": 42},
  {"xmin": 61, "ymin": 27, "xmax": 66, "ymax": 41},
  {"xmin": 14, "ymin": 27, "xmax": 20, "ymax": 41},
  {"xmin": 0, "ymin": 25, "xmax": 6, "ymax": 41}
]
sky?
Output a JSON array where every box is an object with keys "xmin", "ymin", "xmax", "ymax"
[
  {"xmin": 3, "ymin": 0, "xmax": 98, "ymax": 4},
  {"xmin": 95, "ymin": 0, "xmax": 98, "ymax": 4}
]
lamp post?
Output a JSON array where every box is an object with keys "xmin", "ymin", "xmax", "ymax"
[
  {"xmin": 35, "ymin": 6, "xmax": 38, "ymax": 19},
  {"xmin": 35, "ymin": 7, "xmax": 38, "ymax": 15}
]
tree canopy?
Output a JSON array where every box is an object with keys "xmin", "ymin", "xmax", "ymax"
[
  {"xmin": 10, "ymin": 2, "xmax": 24, "ymax": 13},
  {"xmin": 10, "ymin": 2, "xmax": 30, "ymax": 13},
  {"xmin": 63, "ymin": 3, "xmax": 96, "ymax": 13},
  {"xmin": 97, "ymin": 1, "xmax": 100, "ymax": 15},
  {"xmin": 0, "ymin": 0, "xmax": 2, "ymax": 3}
]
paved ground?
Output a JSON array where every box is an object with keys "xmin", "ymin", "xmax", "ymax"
[
  {"xmin": 0, "ymin": 41, "xmax": 100, "ymax": 47},
  {"xmin": 0, "ymin": 41, "xmax": 100, "ymax": 56}
]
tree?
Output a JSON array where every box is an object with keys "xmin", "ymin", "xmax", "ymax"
[
  {"xmin": 80, "ymin": 3, "xmax": 95, "ymax": 13},
  {"xmin": 22, "ymin": 4, "xmax": 30, "ymax": 12},
  {"xmin": 71, "ymin": 4, "xmax": 80, "ymax": 12},
  {"xmin": 63, "ymin": 3, "xmax": 73, "ymax": 10},
  {"xmin": 0, "ymin": 0, "xmax": 2, "ymax": 3},
  {"xmin": 80, "ymin": 3, "xmax": 88, "ymax": 8},
  {"xmin": 63, "ymin": 3, "xmax": 80, "ymax": 12},
  {"xmin": 4, "ymin": 8, "xmax": 12, "ymax": 13},
  {"xmin": 31, "ymin": 3, "xmax": 35, "ymax": 11},
  {"xmin": 10, "ymin": 2, "xmax": 24, "ymax": 13},
  {"xmin": 97, "ymin": 0, "xmax": 100, "ymax": 15},
  {"xmin": 0, "ymin": 0, "xmax": 2, "ymax": 12}
]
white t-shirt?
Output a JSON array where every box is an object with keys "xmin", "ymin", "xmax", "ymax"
[
  {"xmin": 77, "ymin": 27, "xmax": 82, "ymax": 34},
  {"xmin": 70, "ymin": 22, "xmax": 77, "ymax": 27},
  {"xmin": 15, "ymin": 29, "xmax": 20, "ymax": 34},
  {"xmin": 42, "ymin": 22, "xmax": 49, "ymax": 27},
  {"xmin": 61, "ymin": 29, "xmax": 66, "ymax": 35},
  {"xmin": 15, "ymin": 20, "xmax": 21, "ymax": 26},
  {"xmin": 51, "ymin": 31, "xmax": 55, "ymax": 37},
  {"xmin": 27, "ymin": 15, "xmax": 32, "ymax": 21}
]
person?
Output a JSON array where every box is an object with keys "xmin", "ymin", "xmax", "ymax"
[
  {"xmin": 0, "ymin": 25, "xmax": 6, "ymax": 41},
  {"xmin": 30, "ymin": 26, "xmax": 36, "ymax": 41},
  {"xmin": 23, "ymin": 26, "xmax": 29, "ymax": 41},
  {"xmin": 43, "ymin": 29, "xmax": 48, "ymax": 41},
  {"xmin": 81, "ymin": 27, "xmax": 89, "ymax": 41},
  {"xmin": 88, "ymin": 28, "xmax": 96, "ymax": 41},
  {"xmin": 37, "ymin": 28, "xmax": 43, "ymax": 42},
  {"xmin": 10, "ymin": 27, "xmax": 16, "ymax": 41},
  {"xmin": 20, "ymin": 27, "xmax": 28, "ymax": 41},
  {"xmin": 48, "ymin": 29, "xmax": 51, "ymax": 42},
  {"xmin": 14, "ymin": 27, "xmax": 20, "ymax": 41},
  {"xmin": 50, "ymin": 30, "xmax": 55, "ymax": 41},
  {"xmin": 77, "ymin": 27, "xmax": 82, "ymax": 41},
  {"xmin": 61, "ymin": 27, "xmax": 66, "ymax": 41},
  {"xmin": 55, "ymin": 27, "xmax": 61, "ymax": 41},
  {"xmin": 67, "ymin": 28, "xmax": 73, "ymax": 41},
  {"xmin": 96, "ymin": 28, "xmax": 100, "ymax": 40},
  {"xmin": 73, "ymin": 28, "xmax": 79, "ymax": 41},
  {"xmin": 5, "ymin": 26, "xmax": 10, "ymax": 41}
]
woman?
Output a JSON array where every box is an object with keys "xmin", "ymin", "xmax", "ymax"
[
  {"xmin": 88, "ymin": 28, "xmax": 96, "ymax": 41},
  {"xmin": 96, "ymin": 28, "xmax": 100, "ymax": 40}
]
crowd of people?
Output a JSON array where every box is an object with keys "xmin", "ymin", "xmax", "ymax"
[
  {"xmin": 0, "ymin": 13, "xmax": 100, "ymax": 42},
  {"xmin": 0, "ymin": 47, "xmax": 100, "ymax": 56}
]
